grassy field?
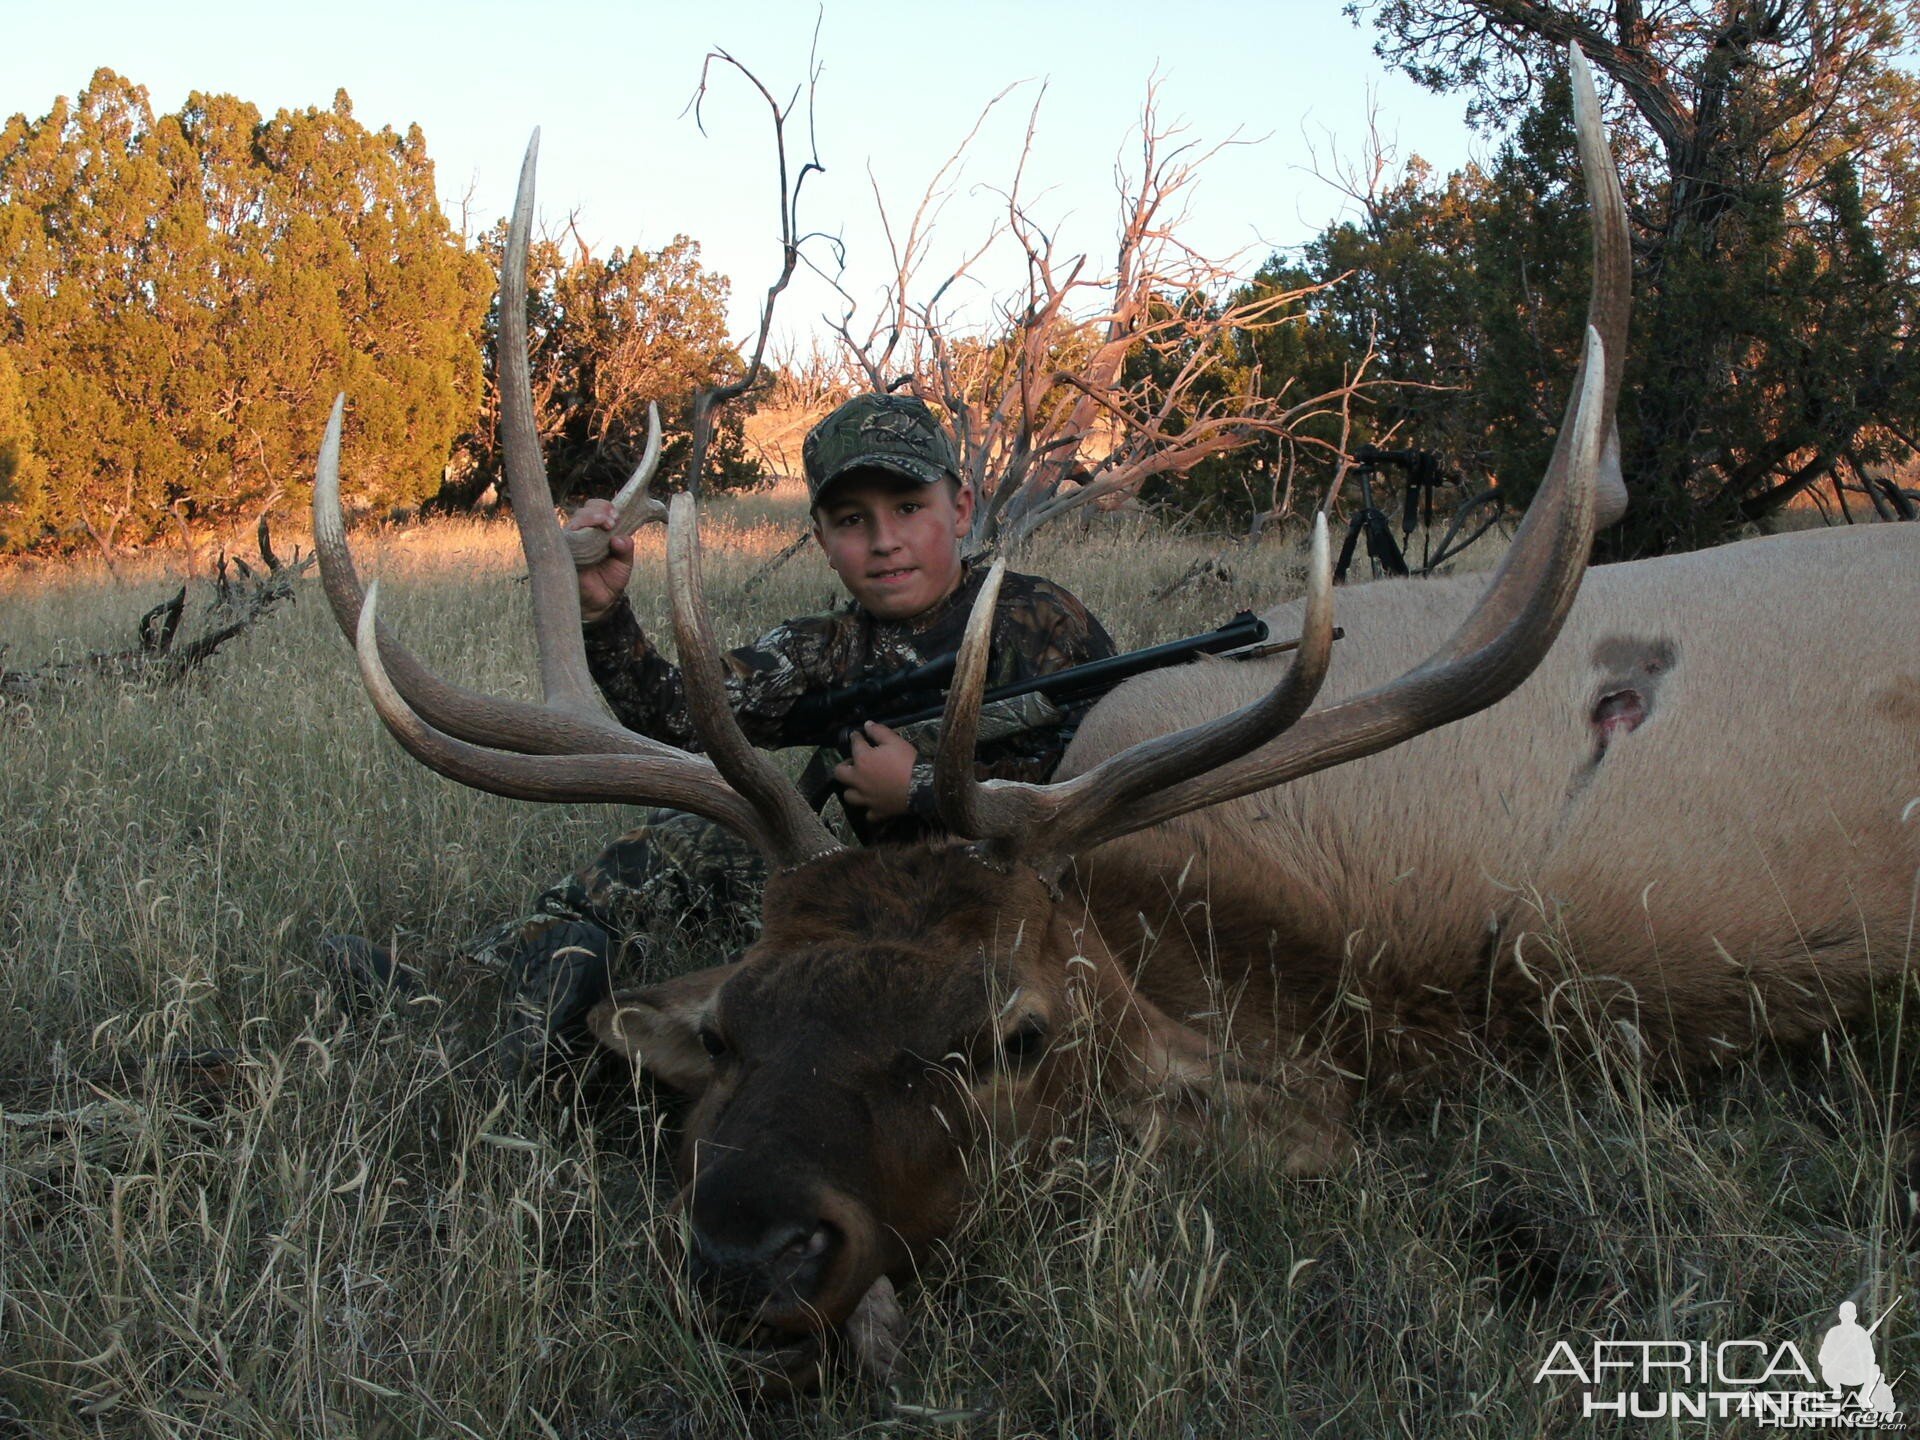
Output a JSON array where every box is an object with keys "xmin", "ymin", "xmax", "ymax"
[{"xmin": 0, "ymin": 488, "xmax": 1913, "ymax": 1438}]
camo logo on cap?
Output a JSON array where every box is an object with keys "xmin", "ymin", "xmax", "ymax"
[{"xmin": 862, "ymin": 410, "xmax": 938, "ymax": 451}]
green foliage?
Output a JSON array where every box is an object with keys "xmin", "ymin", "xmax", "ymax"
[
  {"xmin": 1336, "ymin": 0, "xmax": 1920, "ymax": 556},
  {"xmin": 1265, "ymin": 156, "xmax": 1498, "ymax": 484},
  {"xmin": 444, "ymin": 228, "xmax": 763, "ymax": 508},
  {"xmin": 1281, "ymin": 74, "xmax": 1599, "ymax": 520},
  {"xmin": 1126, "ymin": 163, "xmax": 1504, "ymax": 532},
  {"xmin": 0, "ymin": 70, "xmax": 493, "ymax": 549},
  {"xmin": 0, "ymin": 345, "xmax": 48, "ymax": 550}
]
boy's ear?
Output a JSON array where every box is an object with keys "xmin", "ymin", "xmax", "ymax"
[
  {"xmin": 587, "ymin": 960, "xmax": 741, "ymax": 1096},
  {"xmin": 950, "ymin": 479, "xmax": 975, "ymax": 532}
]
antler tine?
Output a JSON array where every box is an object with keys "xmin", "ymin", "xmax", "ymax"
[
  {"xmin": 932, "ymin": 560, "xmax": 1007, "ymax": 840},
  {"xmin": 565, "ymin": 401, "xmax": 666, "ymax": 567},
  {"xmin": 352, "ymin": 580, "xmax": 782, "ymax": 848},
  {"xmin": 936, "ymin": 522, "xmax": 1336, "ymax": 863},
  {"xmin": 665, "ymin": 493, "xmax": 841, "ymax": 866},
  {"xmin": 498, "ymin": 130, "xmax": 605, "ymax": 720},
  {"xmin": 1571, "ymin": 41, "xmax": 1630, "ymax": 533},
  {"xmin": 312, "ymin": 394, "xmax": 675, "ymax": 759},
  {"xmin": 1442, "ymin": 41, "xmax": 1628, "ymax": 653}
]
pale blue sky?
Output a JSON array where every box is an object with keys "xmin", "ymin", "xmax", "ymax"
[{"xmin": 2, "ymin": 0, "xmax": 1489, "ymax": 349}]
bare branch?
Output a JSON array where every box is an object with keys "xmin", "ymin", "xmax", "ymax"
[
  {"xmin": 820, "ymin": 83, "xmax": 1388, "ymax": 554},
  {"xmin": 683, "ymin": 44, "xmax": 829, "ymax": 495},
  {"xmin": 0, "ymin": 521, "xmax": 314, "ymax": 701}
]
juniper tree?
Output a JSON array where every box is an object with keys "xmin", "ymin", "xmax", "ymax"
[
  {"xmin": 1337, "ymin": 0, "xmax": 1920, "ymax": 555},
  {"xmin": 447, "ymin": 228, "xmax": 761, "ymax": 510},
  {"xmin": 0, "ymin": 70, "xmax": 492, "ymax": 549},
  {"xmin": 0, "ymin": 345, "xmax": 46, "ymax": 551}
]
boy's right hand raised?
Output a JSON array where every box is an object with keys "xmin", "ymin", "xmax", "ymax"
[{"xmin": 567, "ymin": 499, "xmax": 634, "ymax": 623}]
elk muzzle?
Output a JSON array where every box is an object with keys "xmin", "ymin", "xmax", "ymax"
[{"xmin": 681, "ymin": 1152, "xmax": 891, "ymax": 1336}]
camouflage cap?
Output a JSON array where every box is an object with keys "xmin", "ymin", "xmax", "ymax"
[{"xmin": 802, "ymin": 393, "xmax": 960, "ymax": 505}]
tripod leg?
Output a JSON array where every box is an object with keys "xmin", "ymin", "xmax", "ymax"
[
  {"xmin": 1364, "ymin": 508, "xmax": 1409, "ymax": 578},
  {"xmin": 1334, "ymin": 514, "xmax": 1366, "ymax": 584}
]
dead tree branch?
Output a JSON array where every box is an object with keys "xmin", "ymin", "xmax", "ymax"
[
  {"xmin": 829, "ymin": 83, "xmax": 1392, "ymax": 554},
  {"xmin": 684, "ymin": 39, "xmax": 827, "ymax": 495},
  {"xmin": 0, "ymin": 519, "xmax": 314, "ymax": 701}
]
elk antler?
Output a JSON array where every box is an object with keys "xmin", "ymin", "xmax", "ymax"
[
  {"xmin": 936, "ymin": 43, "xmax": 1624, "ymax": 873},
  {"xmin": 494, "ymin": 131, "xmax": 605, "ymax": 722},
  {"xmin": 314, "ymin": 395, "xmax": 661, "ymax": 757},
  {"xmin": 564, "ymin": 400, "xmax": 667, "ymax": 567},
  {"xmin": 934, "ymin": 515, "xmax": 1336, "ymax": 852},
  {"xmin": 666, "ymin": 492, "xmax": 840, "ymax": 861},
  {"xmin": 311, "ymin": 132, "xmax": 618, "ymax": 744},
  {"xmin": 315, "ymin": 132, "xmax": 841, "ymax": 869},
  {"xmin": 350, "ymin": 580, "xmax": 768, "ymax": 841}
]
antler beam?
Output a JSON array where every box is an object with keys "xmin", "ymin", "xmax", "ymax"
[
  {"xmin": 934, "ymin": 42, "xmax": 1624, "ymax": 874},
  {"xmin": 313, "ymin": 132, "xmax": 843, "ymax": 872}
]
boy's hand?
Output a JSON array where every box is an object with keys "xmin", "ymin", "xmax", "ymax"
[
  {"xmin": 834, "ymin": 722, "xmax": 916, "ymax": 821},
  {"xmin": 567, "ymin": 499, "xmax": 634, "ymax": 623}
]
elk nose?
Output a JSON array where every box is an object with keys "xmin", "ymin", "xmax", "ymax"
[{"xmin": 687, "ymin": 1217, "xmax": 841, "ymax": 1303}]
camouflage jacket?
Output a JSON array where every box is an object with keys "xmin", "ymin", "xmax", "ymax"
[{"xmin": 580, "ymin": 564, "xmax": 1116, "ymax": 845}]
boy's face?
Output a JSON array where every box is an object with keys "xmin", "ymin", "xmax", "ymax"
[{"xmin": 812, "ymin": 470, "xmax": 975, "ymax": 621}]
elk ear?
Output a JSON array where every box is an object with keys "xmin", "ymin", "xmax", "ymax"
[
  {"xmin": 1114, "ymin": 994, "xmax": 1354, "ymax": 1176},
  {"xmin": 587, "ymin": 960, "xmax": 741, "ymax": 1095}
]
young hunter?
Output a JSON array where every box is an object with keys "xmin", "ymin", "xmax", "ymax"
[{"xmin": 474, "ymin": 393, "xmax": 1117, "ymax": 1074}]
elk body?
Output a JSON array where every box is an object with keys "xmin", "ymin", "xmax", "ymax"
[
  {"xmin": 312, "ymin": 49, "xmax": 1914, "ymax": 1386},
  {"xmin": 1071, "ymin": 520, "xmax": 1920, "ymax": 1093}
]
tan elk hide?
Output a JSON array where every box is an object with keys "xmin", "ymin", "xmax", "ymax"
[
  {"xmin": 310, "ymin": 46, "xmax": 1914, "ymax": 1390},
  {"xmin": 1069, "ymin": 520, "xmax": 1919, "ymax": 1088}
]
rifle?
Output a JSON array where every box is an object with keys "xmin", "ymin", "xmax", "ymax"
[
  {"xmin": 783, "ymin": 610, "xmax": 1265, "ymax": 753},
  {"xmin": 785, "ymin": 611, "xmax": 1343, "ymax": 810}
]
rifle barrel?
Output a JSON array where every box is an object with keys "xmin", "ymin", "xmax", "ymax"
[
  {"xmin": 781, "ymin": 650, "xmax": 958, "ymax": 739},
  {"xmin": 882, "ymin": 611, "xmax": 1270, "ymax": 730},
  {"xmin": 781, "ymin": 609, "xmax": 1328, "ymax": 752}
]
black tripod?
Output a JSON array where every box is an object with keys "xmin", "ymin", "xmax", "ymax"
[{"xmin": 1332, "ymin": 445, "xmax": 1505, "ymax": 583}]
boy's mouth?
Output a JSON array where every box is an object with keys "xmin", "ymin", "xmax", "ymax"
[{"xmin": 867, "ymin": 567, "xmax": 916, "ymax": 584}]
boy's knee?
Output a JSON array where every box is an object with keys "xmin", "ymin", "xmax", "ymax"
[{"xmin": 584, "ymin": 809, "xmax": 769, "ymax": 935}]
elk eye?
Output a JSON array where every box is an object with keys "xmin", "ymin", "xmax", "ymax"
[
  {"xmin": 697, "ymin": 1025, "xmax": 728, "ymax": 1061},
  {"xmin": 999, "ymin": 1017, "xmax": 1050, "ymax": 1068}
]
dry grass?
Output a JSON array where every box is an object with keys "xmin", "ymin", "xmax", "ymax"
[{"xmin": 0, "ymin": 491, "xmax": 1912, "ymax": 1438}]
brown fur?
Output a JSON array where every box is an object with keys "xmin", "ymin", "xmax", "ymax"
[{"xmin": 589, "ymin": 522, "xmax": 1918, "ymax": 1364}]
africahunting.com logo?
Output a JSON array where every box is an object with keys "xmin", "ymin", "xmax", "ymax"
[{"xmin": 1534, "ymin": 1298, "xmax": 1908, "ymax": 1427}]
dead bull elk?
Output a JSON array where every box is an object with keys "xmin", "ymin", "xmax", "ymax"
[{"xmin": 313, "ymin": 48, "xmax": 1917, "ymax": 1386}]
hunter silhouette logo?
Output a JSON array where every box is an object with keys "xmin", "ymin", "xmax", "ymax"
[
  {"xmin": 1820, "ymin": 1301, "xmax": 1901, "ymax": 1418},
  {"xmin": 1534, "ymin": 1294, "xmax": 1909, "ymax": 1427}
]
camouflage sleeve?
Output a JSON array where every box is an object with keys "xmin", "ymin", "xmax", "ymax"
[
  {"xmin": 904, "ymin": 578, "xmax": 1117, "ymax": 822},
  {"xmin": 1006, "ymin": 577, "xmax": 1119, "ymax": 681},
  {"xmin": 581, "ymin": 596, "xmax": 834, "ymax": 752}
]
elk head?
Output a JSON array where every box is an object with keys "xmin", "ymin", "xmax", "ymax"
[{"xmin": 313, "ymin": 46, "xmax": 1626, "ymax": 1388}]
